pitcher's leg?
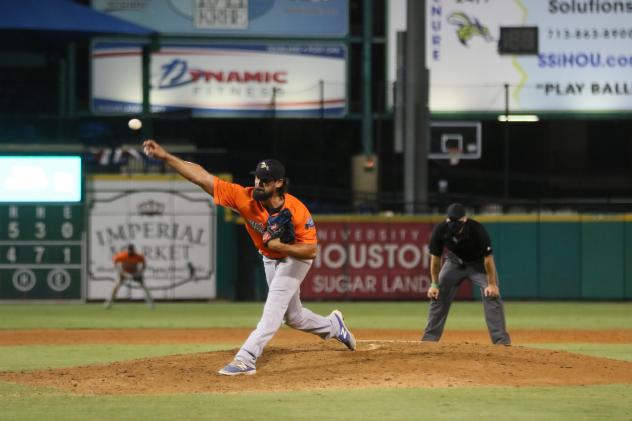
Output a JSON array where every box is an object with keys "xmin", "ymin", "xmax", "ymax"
[
  {"xmin": 471, "ymin": 273, "xmax": 511, "ymax": 345},
  {"xmin": 278, "ymin": 258, "xmax": 334, "ymax": 338},
  {"xmin": 284, "ymin": 289, "xmax": 335, "ymax": 339},
  {"xmin": 235, "ymin": 258, "xmax": 312, "ymax": 366}
]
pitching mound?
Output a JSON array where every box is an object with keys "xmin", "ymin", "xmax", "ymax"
[{"xmin": 3, "ymin": 341, "xmax": 632, "ymax": 395}]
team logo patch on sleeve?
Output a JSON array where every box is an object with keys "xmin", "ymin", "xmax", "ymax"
[
  {"xmin": 247, "ymin": 219, "xmax": 266, "ymax": 234},
  {"xmin": 305, "ymin": 218, "xmax": 315, "ymax": 229}
]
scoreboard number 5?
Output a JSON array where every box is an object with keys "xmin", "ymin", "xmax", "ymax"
[{"xmin": 8, "ymin": 222, "xmax": 19, "ymax": 239}]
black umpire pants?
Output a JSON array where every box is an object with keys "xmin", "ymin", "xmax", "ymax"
[{"xmin": 422, "ymin": 260, "xmax": 511, "ymax": 345}]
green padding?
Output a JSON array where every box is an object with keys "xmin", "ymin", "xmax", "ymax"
[
  {"xmin": 236, "ymin": 228, "xmax": 267, "ymax": 301},
  {"xmin": 581, "ymin": 221, "xmax": 624, "ymax": 299},
  {"xmin": 539, "ymin": 223, "xmax": 581, "ymax": 299},
  {"xmin": 625, "ymin": 223, "xmax": 632, "ymax": 298},
  {"xmin": 216, "ymin": 207, "xmax": 238, "ymax": 299},
  {"xmin": 487, "ymin": 222, "xmax": 539, "ymax": 298}
]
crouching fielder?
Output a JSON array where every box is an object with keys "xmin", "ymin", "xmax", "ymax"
[
  {"xmin": 142, "ymin": 139, "xmax": 356, "ymax": 376},
  {"xmin": 105, "ymin": 244, "xmax": 154, "ymax": 309}
]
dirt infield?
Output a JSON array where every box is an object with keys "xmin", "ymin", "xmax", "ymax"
[
  {"xmin": 2, "ymin": 329, "xmax": 632, "ymax": 394},
  {"xmin": 3, "ymin": 328, "xmax": 632, "ymax": 345}
]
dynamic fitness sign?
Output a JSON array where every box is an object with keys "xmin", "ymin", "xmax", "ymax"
[
  {"xmin": 301, "ymin": 221, "xmax": 473, "ymax": 300},
  {"xmin": 389, "ymin": 0, "xmax": 632, "ymax": 112},
  {"xmin": 92, "ymin": 41, "xmax": 347, "ymax": 117}
]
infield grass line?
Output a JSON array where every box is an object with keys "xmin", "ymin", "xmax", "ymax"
[
  {"xmin": 1, "ymin": 302, "xmax": 631, "ymax": 330},
  {"xmin": 0, "ymin": 344, "xmax": 237, "ymax": 372},
  {"xmin": 527, "ymin": 344, "xmax": 632, "ymax": 361}
]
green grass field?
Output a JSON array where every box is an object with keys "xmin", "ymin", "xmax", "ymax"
[
  {"xmin": 2, "ymin": 301, "xmax": 631, "ymax": 330},
  {"xmin": 1, "ymin": 302, "xmax": 632, "ymax": 420}
]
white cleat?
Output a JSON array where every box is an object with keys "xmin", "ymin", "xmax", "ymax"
[{"xmin": 331, "ymin": 310, "xmax": 357, "ymax": 351}]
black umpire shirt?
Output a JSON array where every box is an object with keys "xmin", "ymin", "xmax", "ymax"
[{"xmin": 428, "ymin": 219, "xmax": 493, "ymax": 272}]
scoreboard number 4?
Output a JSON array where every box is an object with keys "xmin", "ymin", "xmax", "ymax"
[{"xmin": 6, "ymin": 246, "xmax": 16, "ymax": 263}]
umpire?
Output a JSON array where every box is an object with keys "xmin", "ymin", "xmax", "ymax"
[{"xmin": 422, "ymin": 203, "xmax": 511, "ymax": 345}]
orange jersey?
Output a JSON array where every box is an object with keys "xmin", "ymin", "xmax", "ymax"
[
  {"xmin": 213, "ymin": 178, "xmax": 317, "ymax": 258},
  {"xmin": 113, "ymin": 251, "xmax": 146, "ymax": 272}
]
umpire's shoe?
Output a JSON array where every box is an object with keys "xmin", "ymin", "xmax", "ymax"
[
  {"xmin": 331, "ymin": 310, "xmax": 357, "ymax": 351},
  {"xmin": 218, "ymin": 360, "xmax": 256, "ymax": 376}
]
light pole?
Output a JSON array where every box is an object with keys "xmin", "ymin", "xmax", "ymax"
[{"xmin": 504, "ymin": 83, "xmax": 510, "ymax": 200}]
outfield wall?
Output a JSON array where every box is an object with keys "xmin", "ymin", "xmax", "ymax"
[
  {"xmin": 218, "ymin": 214, "xmax": 632, "ymax": 301},
  {"xmin": 3, "ymin": 207, "xmax": 628, "ymax": 301},
  {"xmin": 483, "ymin": 214, "xmax": 632, "ymax": 300}
]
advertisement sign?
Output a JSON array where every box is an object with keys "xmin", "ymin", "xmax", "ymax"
[
  {"xmin": 301, "ymin": 221, "xmax": 473, "ymax": 301},
  {"xmin": 92, "ymin": 0, "xmax": 348, "ymax": 37},
  {"xmin": 92, "ymin": 42, "xmax": 347, "ymax": 117},
  {"xmin": 388, "ymin": 0, "xmax": 632, "ymax": 112},
  {"xmin": 88, "ymin": 178, "xmax": 216, "ymax": 300}
]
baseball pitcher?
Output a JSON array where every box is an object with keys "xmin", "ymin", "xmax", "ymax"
[
  {"xmin": 422, "ymin": 203, "xmax": 511, "ymax": 345},
  {"xmin": 142, "ymin": 139, "xmax": 356, "ymax": 376}
]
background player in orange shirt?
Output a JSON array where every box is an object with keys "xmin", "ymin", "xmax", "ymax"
[
  {"xmin": 142, "ymin": 139, "xmax": 356, "ymax": 376},
  {"xmin": 105, "ymin": 244, "xmax": 154, "ymax": 309}
]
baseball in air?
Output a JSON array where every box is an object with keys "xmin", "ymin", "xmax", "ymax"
[{"xmin": 128, "ymin": 118, "xmax": 142, "ymax": 130}]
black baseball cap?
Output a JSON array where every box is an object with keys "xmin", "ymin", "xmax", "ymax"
[
  {"xmin": 251, "ymin": 159, "xmax": 285, "ymax": 182},
  {"xmin": 446, "ymin": 203, "xmax": 466, "ymax": 220}
]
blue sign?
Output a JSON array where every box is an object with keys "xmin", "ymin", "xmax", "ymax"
[{"xmin": 92, "ymin": 0, "xmax": 348, "ymax": 37}]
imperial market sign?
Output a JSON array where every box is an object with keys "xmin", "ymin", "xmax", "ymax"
[{"xmin": 88, "ymin": 179, "xmax": 216, "ymax": 300}]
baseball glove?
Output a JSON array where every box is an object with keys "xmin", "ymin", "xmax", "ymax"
[{"xmin": 262, "ymin": 209, "xmax": 295, "ymax": 246}]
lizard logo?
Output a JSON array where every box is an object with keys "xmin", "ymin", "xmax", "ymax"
[{"xmin": 447, "ymin": 12, "xmax": 494, "ymax": 46}]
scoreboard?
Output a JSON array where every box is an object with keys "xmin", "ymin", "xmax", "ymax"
[
  {"xmin": 0, "ymin": 155, "xmax": 84, "ymax": 300},
  {"xmin": 0, "ymin": 204, "xmax": 84, "ymax": 299}
]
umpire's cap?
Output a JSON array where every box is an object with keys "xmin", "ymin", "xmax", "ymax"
[
  {"xmin": 251, "ymin": 159, "xmax": 285, "ymax": 182},
  {"xmin": 446, "ymin": 203, "xmax": 466, "ymax": 221}
]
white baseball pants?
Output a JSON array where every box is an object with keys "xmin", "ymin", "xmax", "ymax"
[{"xmin": 235, "ymin": 256, "xmax": 336, "ymax": 367}]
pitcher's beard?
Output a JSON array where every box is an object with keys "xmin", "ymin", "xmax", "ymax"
[{"xmin": 253, "ymin": 188, "xmax": 272, "ymax": 201}]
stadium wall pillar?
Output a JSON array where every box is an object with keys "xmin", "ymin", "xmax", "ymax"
[{"xmin": 581, "ymin": 218, "xmax": 625, "ymax": 299}]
